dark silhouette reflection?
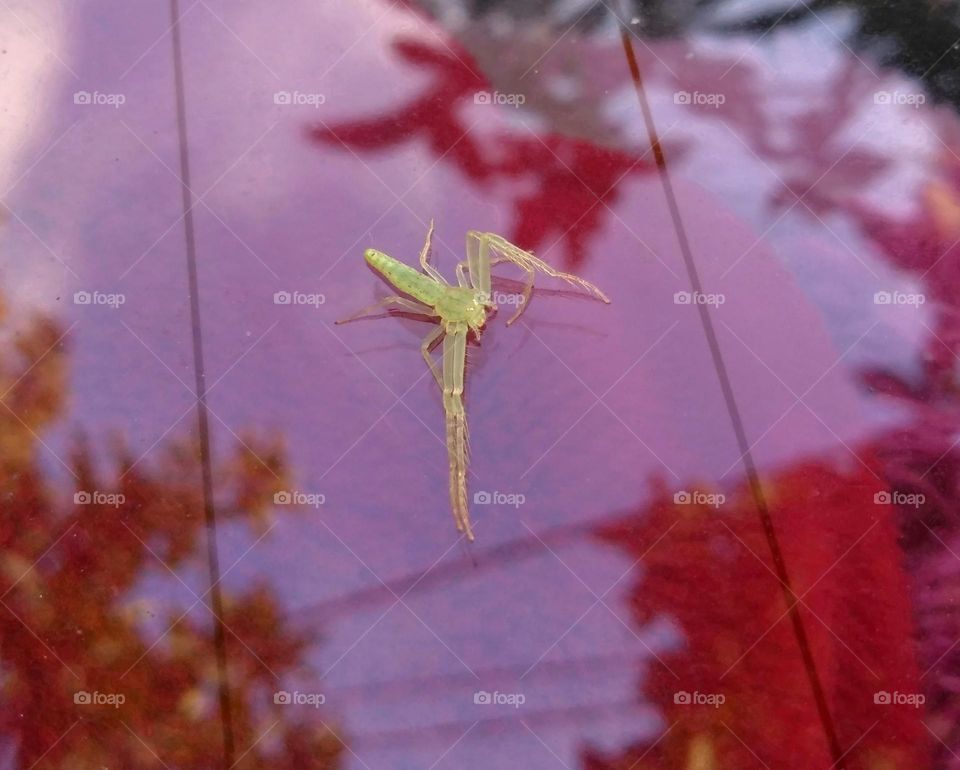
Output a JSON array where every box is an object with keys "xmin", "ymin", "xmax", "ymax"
[
  {"xmin": 310, "ymin": 38, "xmax": 658, "ymax": 266},
  {"xmin": 420, "ymin": 0, "xmax": 960, "ymax": 98},
  {"xmin": 707, "ymin": 0, "xmax": 960, "ymax": 107},
  {"xmin": 0, "ymin": 304, "xmax": 343, "ymax": 768}
]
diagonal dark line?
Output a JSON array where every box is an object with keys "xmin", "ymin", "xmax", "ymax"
[
  {"xmin": 614, "ymin": 5, "xmax": 846, "ymax": 767},
  {"xmin": 169, "ymin": 0, "xmax": 235, "ymax": 765},
  {"xmin": 291, "ymin": 517, "xmax": 595, "ymax": 622}
]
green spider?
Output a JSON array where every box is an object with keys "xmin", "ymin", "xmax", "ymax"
[{"xmin": 337, "ymin": 221, "xmax": 610, "ymax": 540}]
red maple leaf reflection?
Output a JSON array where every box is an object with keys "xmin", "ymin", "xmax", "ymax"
[
  {"xmin": 583, "ymin": 463, "xmax": 928, "ymax": 770},
  {"xmin": 310, "ymin": 38, "xmax": 655, "ymax": 265},
  {"xmin": 498, "ymin": 132, "xmax": 650, "ymax": 264},
  {"xmin": 312, "ymin": 40, "xmax": 492, "ymax": 183}
]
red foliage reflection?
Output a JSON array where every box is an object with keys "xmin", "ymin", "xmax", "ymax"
[
  {"xmin": 584, "ymin": 463, "xmax": 927, "ymax": 769},
  {"xmin": 0, "ymin": 304, "xmax": 343, "ymax": 769},
  {"xmin": 310, "ymin": 38, "xmax": 656, "ymax": 265}
]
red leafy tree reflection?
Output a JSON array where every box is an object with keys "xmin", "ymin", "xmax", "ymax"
[
  {"xmin": 311, "ymin": 38, "xmax": 656, "ymax": 266},
  {"xmin": 0, "ymin": 303, "xmax": 343, "ymax": 769},
  {"xmin": 840, "ymin": 145, "xmax": 960, "ymax": 763}
]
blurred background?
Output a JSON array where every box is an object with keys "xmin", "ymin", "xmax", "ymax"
[{"xmin": 1, "ymin": 0, "xmax": 959, "ymax": 767}]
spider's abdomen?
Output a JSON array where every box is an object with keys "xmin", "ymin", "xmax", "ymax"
[{"xmin": 364, "ymin": 249, "xmax": 444, "ymax": 306}]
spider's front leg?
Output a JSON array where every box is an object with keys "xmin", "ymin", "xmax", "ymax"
[
  {"xmin": 418, "ymin": 219, "xmax": 447, "ymax": 285},
  {"xmin": 459, "ymin": 231, "xmax": 611, "ymax": 325},
  {"xmin": 462, "ymin": 230, "xmax": 491, "ymax": 296}
]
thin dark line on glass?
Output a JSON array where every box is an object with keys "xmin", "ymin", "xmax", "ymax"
[
  {"xmin": 169, "ymin": 0, "xmax": 236, "ymax": 764},
  {"xmin": 613, "ymin": 5, "xmax": 846, "ymax": 766}
]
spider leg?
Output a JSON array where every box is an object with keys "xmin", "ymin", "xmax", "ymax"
[
  {"xmin": 421, "ymin": 324, "xmax": 444, "ymax": 389},
  {"xmin": 335, "ymin": 296, "xmax": 436, "ymax": 324},
  {"xmin": 483, "ymin": 232, "xmax": 610, "ymax": 303},
  {"xmin": 464, "ymin": 230, "xmax": 492, "ymax": 297},
  {"xmin": 419, "ymin": 219, "xmax": 447, "ymax": 285}
]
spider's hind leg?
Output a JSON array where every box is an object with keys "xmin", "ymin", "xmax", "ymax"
[{"xmin": 421, "ymin": 325, "xmax": 444, "ymax": 389}]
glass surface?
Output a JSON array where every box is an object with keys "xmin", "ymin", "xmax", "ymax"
[{"xmin": 0, "ymin": 0, "xmax": 955, "ymax": 767}]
